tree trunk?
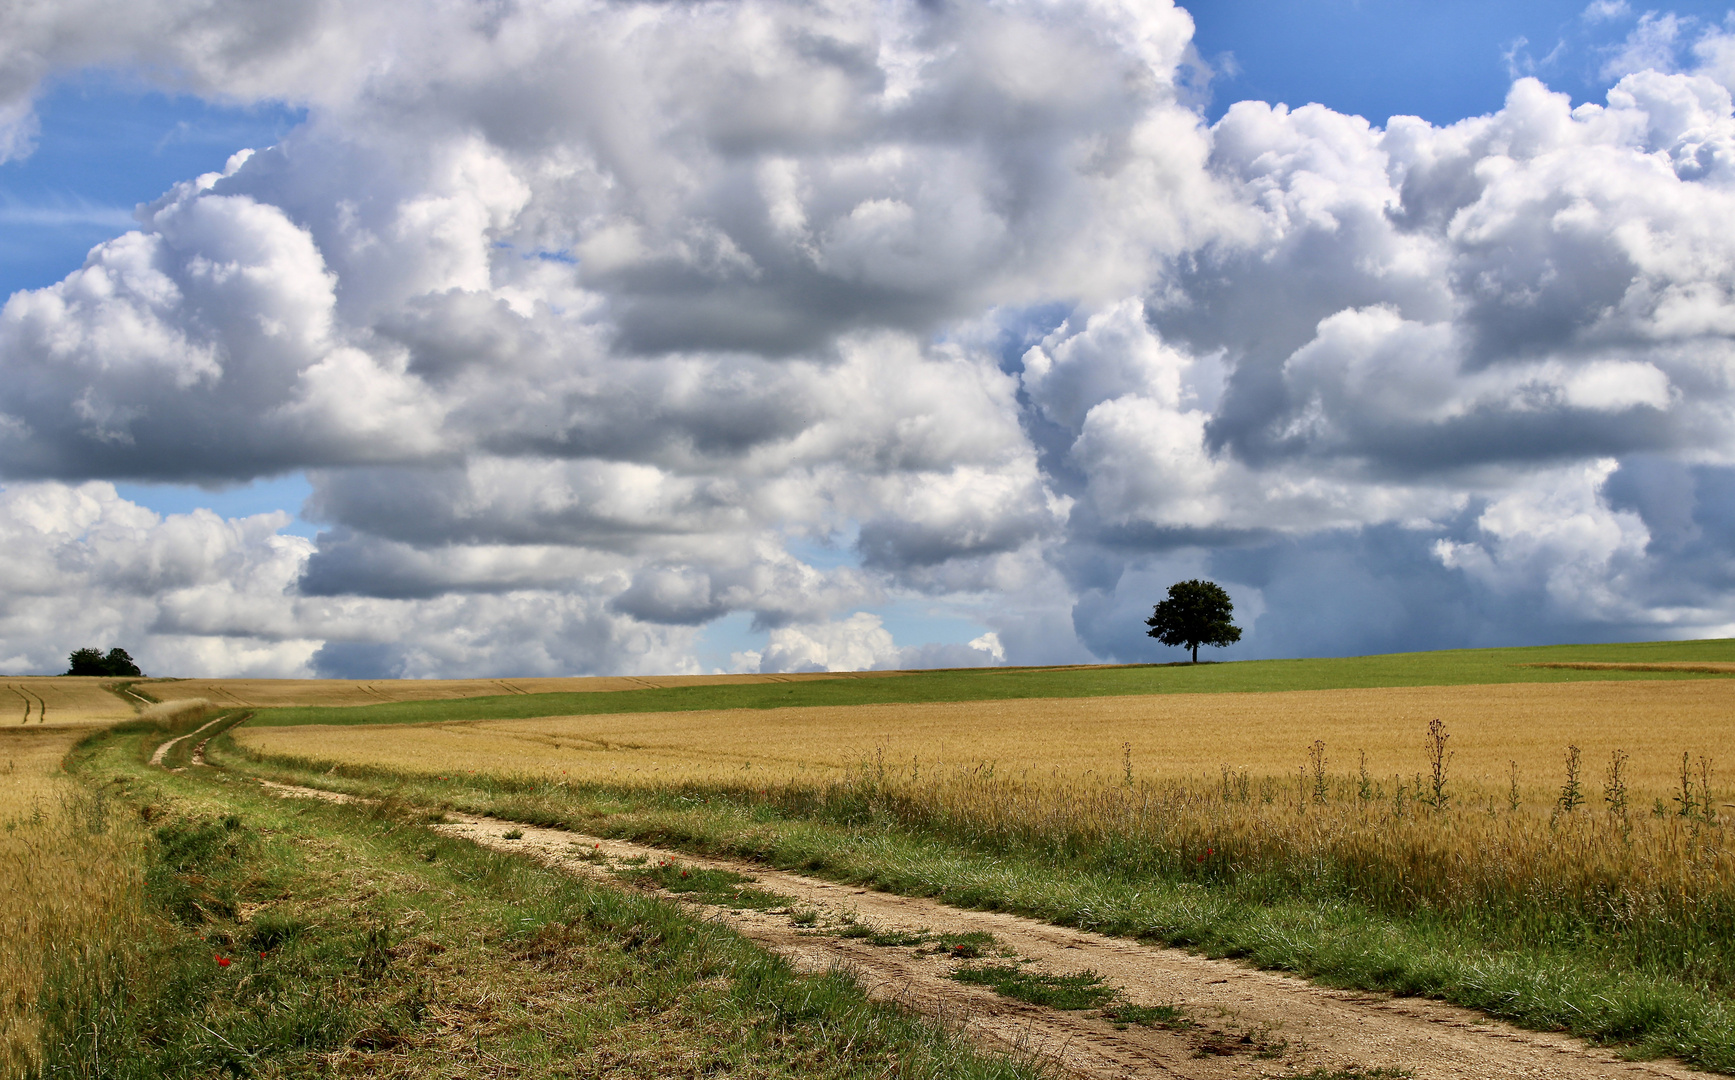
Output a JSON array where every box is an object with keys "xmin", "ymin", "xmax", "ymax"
[{"xmin": 1191, "ymin": 643, "xmax": 1198, "ymax": 664}]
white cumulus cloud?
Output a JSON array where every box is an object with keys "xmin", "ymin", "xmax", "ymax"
[{"xmin": 4, "ymin": 1, "xmax": 1735, "ymax": 674}]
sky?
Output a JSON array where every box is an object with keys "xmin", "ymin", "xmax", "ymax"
[{"xmin": 2, "ymin": 0, "xmax": 1734, "ymax": 678}]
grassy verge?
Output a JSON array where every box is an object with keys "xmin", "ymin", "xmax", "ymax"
[
  {"xmin": 19, "ymin": 724, "xmax": 1046, "ymax": 1080},
  {"xmin": 214, "ymin": 738, "xmax": 1735, "ymax": 1073},
  {"xmin": 246, "ymin": 639, "xmax": 1735, "ymax": 728}
]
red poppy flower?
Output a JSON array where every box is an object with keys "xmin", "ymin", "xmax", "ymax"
[{"xmin": 216, "ymin": 956, "xmax": 231, "ymax": 967}]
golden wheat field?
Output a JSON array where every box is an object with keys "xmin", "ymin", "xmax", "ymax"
[
  {"xmin": 230, "ymin": 675, "xmax": 1735, "ymax": 959},
  {"xmin": 0, "ymin": 726, "xmax": 142, "ymax": 1076},
  {"xmin": 153, "ymin": 669, "xmax": 890, "ymax": 709},
  {"xmin": 0, "ymin": 728, "xmax": 90, "ymax": 818},
  {"xmin": 234, "ymin": 678, "xmax": 1735, "ymax": 802},
  {"xmin": 1, "ymin": 678, "xmax": 138, "ymax": 727}
]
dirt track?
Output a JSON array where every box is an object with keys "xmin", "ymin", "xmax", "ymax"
[
  {"xmin": 147, "ymin": 713, "xmax": 232, "ymax": 767},
  {"xmin": 246, "ymin": 776, "xmax": 1718, "ymax": 1080}
]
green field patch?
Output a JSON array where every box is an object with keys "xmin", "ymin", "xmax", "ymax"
[{"xmin": 247, "ymin": 639, "xmax": 1735, "ymax": 728}]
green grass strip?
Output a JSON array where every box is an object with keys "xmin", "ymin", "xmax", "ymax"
[{"xmin": 248, "ymin": 638, "xmax": 1735, "ymax": 728}]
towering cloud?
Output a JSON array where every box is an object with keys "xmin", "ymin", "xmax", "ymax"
[{"xmin": 1, "ymin": 0, "xmax": 1732, "ymax": 676}]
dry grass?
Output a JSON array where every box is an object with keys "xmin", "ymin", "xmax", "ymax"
[
  {"xmin": 0, "ymin": 727, "xmax": 143, "ymax": 1076},
  {"xmin": 137, "ymin": 698, "xmax": 214, "ymax": 724},
  {"xmin": 234, "ymin": 679, "xmax": 1735, "ymax": 803},
  {"xmin": 156, "ymin": 669, "xmax": 895, "ymax": 708},
  {"xmin": 1, "ymin": 678, "xmax": 138, "ymax": 727}
]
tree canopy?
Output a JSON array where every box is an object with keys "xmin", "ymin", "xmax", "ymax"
[
  {"xmin": 64, "ymin": 647, "xmax": 143, "ymax": 677},
  {"xmin": 1144, "ymin": 579, "xmax": 1242, "ymax": 663}
]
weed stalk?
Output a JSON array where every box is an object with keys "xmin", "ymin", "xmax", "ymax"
[
  {"xmin": 1424, "ymin": 719, "xmax": 1451, "ymax": 812},
  {"xmin": 1556, "ymin": 745, "xmax": 1584, "ymax": 818}
]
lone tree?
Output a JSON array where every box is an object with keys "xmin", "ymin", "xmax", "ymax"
[
  {"xmin": 64, "ymin": 647, "xmax": 143, "ymax": 677},
  {"xmin": 1145, "ymin": 579, "xmax": 1241, "ymax": 664}
]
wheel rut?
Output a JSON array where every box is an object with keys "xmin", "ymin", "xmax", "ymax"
[{"xmin": 147, "ymin": 713, "xmax": 235, "ymax": 768}]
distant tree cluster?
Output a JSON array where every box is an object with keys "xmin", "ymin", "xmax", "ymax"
[{"xmin": 64, "ymin": 647, "xmax": 143, "ymax": 677}]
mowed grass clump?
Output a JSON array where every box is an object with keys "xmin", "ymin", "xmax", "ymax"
[
  {"xmin": 952, "ymin": 965, "xmax": 1116, "ymax": 1009},
  {"xmin": 614, "ymin": 861, "xmax": 791, "ymax": 910},
  {"xmin": 840, "ymin": 926, "xmax": 1000, "ymax": 956}
]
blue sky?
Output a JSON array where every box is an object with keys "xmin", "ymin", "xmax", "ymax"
[
  {"xmin": 0, "ymin": 72, "xmax": 304, "ymax": 301},
  {"xmin": 1190, "ymin": 0, "xmax": 1732, "ymax": 124},
  {"xmin": 3, "ymin": 0, "xmax": 1733, "ymax": 676}
]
